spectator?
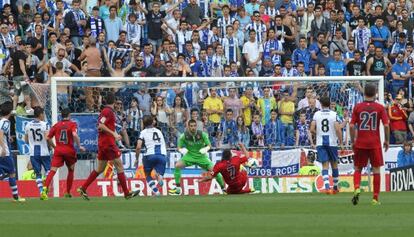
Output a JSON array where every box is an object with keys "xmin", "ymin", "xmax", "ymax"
[
  {"xmin": 251, "ymin": 113, "xmax": 264, "ymax": 147},
  {"xmin": 125, "ymin": 97, "xmax": 143, "ymax": 147},
  {"xmin": 134, "ymin": 83, "xmax": 152, "ymax": 116},
  {"xmin": 264, "ymin": 109, "xmax": 284, "ymax": 149},
  {"xmin": 236, "ymin": 116, "xmax": 250, "ymax": 148},
  {"xmin": 243, "ymin": 29, "xmax": 263, "ymax": 75},
  {"xmin": 351, "ymin": 17, "xmax": 371, "ymax": 55},
  {"xmin": 64, "ymin": 0, "xmax": 86, "ymax": 47},
  {"xmin": 151, "ymin": 95, "xmax": 172, "ymax": 146},
  {"xmin": 257, "ymin": 86, "xmax": 276, "ymax": 125},
  {"xmin": 292, "ymin": 37, "xmax": 311, "ymax": 75},
  {"xmin": 314, "ymin": 44, "xmax": 332, "ymax": 74},
  {"xmin": 295, "ymin": 111, "xmax": 313, "ymax": 147},
  {"xmin": 397, "ymin": 141, "xmax": 414, "ymax": 167},
  {"xmin": 78, "ymin": 37, "xmax": 102, "ymax": 77},
  {"xmin": 346, "ymin": 50, "xmax": 366, "ymax": 76},
  {"xmin": 370, "ymin": 17, "xmax": 391, "ymax": 55},
  {"xmin": 203, "ymin": 88, "xmax": 223, "ymax": 146},
  {"xmin": 310, "ymin": 6, "xmax": 330, "ymax": 43},
  {"xmin": 170, "ymin": 95, "xmax": 188, "ymax": 146},
  {"xmin": 217, "ymin": 108, "xmax": 238, "ymax": 148},
  {"xmin": 388, "ymin": 94, "xmax": 408, "ymax": 144},
  {"xmin": 85, "ymin": 6, "xmax": 106, "ymax": 39},
  {"xmin": 223, "ymin": 87, "xmax": 243, "ymax": 119},
  {"xmin": 104, "ymin": 5, "xmax": 123, "ymax": 43},
  {"xmin": 190, "ymin": 108, "xmax": 204, "ymax": 131},
  {"xmin": 329, "ymin": 30, "xmax": 347, "ymax": 56},
  {"xmin": 366, "ymin": 47, "xmax": 392, "ymax": 77},
  {"xmin": 297, "ymin": 87, "xmax": 321, "ymax": 111},
  {"xmin": 114, "ymin": 97, "xmax": 130, "ymax": 148},
  {"xmin": 278, "ymin": 89, "xmax": 295, "ymax": 146},
  {"xmin": 391, "ymin": 52, "xmax": 412, "ymax": 96},
  {"xmin": 240, "ymin": 84, "xmax": 257, "ymax": 127},
  {"xmin": 182, "ymin": 0, "xmax": 204, "ymax": 26}
]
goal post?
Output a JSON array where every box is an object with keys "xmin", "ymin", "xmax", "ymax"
[{"xmin": 49, "ymin": 76, "xmax": 384, "ymax": 197}]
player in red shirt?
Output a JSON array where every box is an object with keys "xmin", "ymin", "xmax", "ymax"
[
  {"xmin": 350, "ymin": 83, "xmax": 390, "ymax": 205},
  {"xmin": 200, "ymin": 143, "xmax": 254, "ymax": 194},
  {"xmin": 41, "ymin": 108, "xmax": 86, "ymax": 200},
  {"xmin": 78, "ymin": 92, "xmax": 139, "ymax": 200}
]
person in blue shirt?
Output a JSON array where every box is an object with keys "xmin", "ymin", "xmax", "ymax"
[
  {"xmin": 370, "ymin": 17, "xmax": 391, "ymax": 54},
  {"xmin": 192, "ymin": 49, "xmax": 211, "ymax": 77},
  {"xmin": 326, "ymin": 49, "xmax": 346, "ymax": 102},
  {"xmin": 391, "ymin": 52, "xmax": 412, "ymax": 97},
  {"xmin": 218, "ymin": 109, "xmax": 238, "ymax": 148},
  {"xmin": 397, "ymin": 141, "xmax": 414, "ymax": 167},
  {"xmin": 264, "ymin": 109, "xmax": 285, "ymax": 149},
  {"xmin": 292, "ymin": 37, "xmax": 312, "ymax": 75}
]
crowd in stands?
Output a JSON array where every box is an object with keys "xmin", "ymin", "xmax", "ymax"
[{"xmin": 1, "ymin": 0, "xmax": 414, "ymax": 150}]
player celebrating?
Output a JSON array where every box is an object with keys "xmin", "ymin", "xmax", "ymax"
[
  {"xmin": 169, "ymin": 119, "xmax": 225, "ymax": 195},
  {"xmin": 200, "ymin": 143, "xmax": 254, "ymax": 194},
  {"xmin": 310, "ymin": 96, "xmax": 343, "ymax": 194},
  {"xmin": 350, "ymin": 84, "xmax": 390, "ymax": 205},
  {"xmin": 78, "ymin": 92, "xmax": 140, "ymax": 200},
  {"xmin": 24, "ymin": 107, "xmax": 51, "ymax": 196},
  {"xmin": 135, "ymin": 115, "xmax": 167, "ymax": 196},
  {"xmin": 41, "ymin": 108, "xmax": 85, "ymax": 200},
  {"xmin": 0, "ymin": 101, "xmax": 26, "ymax": 202}
]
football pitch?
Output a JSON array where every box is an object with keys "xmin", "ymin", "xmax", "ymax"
[{"xmin": 0, "ymin": 192, "xmax": 413, "ymax": 237}]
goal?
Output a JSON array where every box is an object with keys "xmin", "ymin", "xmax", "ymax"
[{"xmin": 46, "ymin": 76, "xmax": 384, "ymax": 197}]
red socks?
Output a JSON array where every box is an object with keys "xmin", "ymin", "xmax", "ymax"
[
  {"xmin": 117, "ymin": 172, "xmax": 129, "ymax": 196},
  {"xmin": 45, "ymin": 170, "xmax": 56, "ymax": 188},
  {"xmin": 67, "ymin": 170, "xmax": 74, "ymax": 194},
  {"xmin": 353, "ymin": 169, "xmax": 361, "ymax": 190},
  {"xmin": 82, "ymin": 170, "xmax": 99, "ymax": 190},
  {"xmin": 373, "ymin": 173, "xmax": 380, "ymax": 201}
]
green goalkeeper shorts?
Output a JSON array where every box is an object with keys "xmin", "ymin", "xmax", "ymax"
[{"xmin": 180, "ymin": 154, "xmax": 213, "ymax": 171}]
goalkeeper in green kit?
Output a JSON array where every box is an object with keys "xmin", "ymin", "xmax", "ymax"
[{"xmin": 168, "ymin": 119, "xmax": 225, "ymax": 195}]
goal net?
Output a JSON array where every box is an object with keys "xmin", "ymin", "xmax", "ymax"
[{"xmin": 42, "ymin": 76, "xmax": 384, "ymax": 196}]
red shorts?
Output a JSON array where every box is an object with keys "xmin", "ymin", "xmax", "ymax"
[
  {"xmin": 51, "ymin": 150, "xmax": 77, "ymax": 167},
  {"xmin": 226, "ymin": 171, "xmax": 250, "ymax": 194},
  {"xmin": 353, "ymin": 147, "xmax": 384, "ymax": 168},
  {"xmin": 97, "ymin": 144, "xmax": 121, "ymax": 161}
]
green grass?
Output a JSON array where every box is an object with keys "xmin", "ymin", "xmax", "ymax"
[{"xmin": 1, "ymin": 192, "xmax": 413, "ymax": 237}]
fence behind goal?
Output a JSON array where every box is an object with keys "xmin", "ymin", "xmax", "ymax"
[{"xmin": 24, "ymin": 76, "xmax": 385, "ymax": 197}]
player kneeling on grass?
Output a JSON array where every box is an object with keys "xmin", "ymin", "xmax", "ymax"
[
  {"xmin": 78, "ymin": 92, "xmax": 140, "ymax": 200},
  {"xmin": 200, "ymin": 143, "xmax": 254, "ymax": 194},
  {"xmin": 41, "ymin": 108, "xmax": 86, "ymax": 200},
  {"xmin": 135, "ymin": 115, "xmax": 167, "ymax": 196},
  {"xmin": 169, "ymin": 119, "xmax": 226, "ymax": 195},
  {"xmin": 310, "ymin": 96, "xmax": 343, "ymax": 194},
  {"xmin": 0, "ymin": 101, "xmax": 26, "ymax": 202},
  {"xmin": 24, "ymin": 107, "xmax": 51, "ymax": 197},
  {"xmin": 350, "ymin": 83, "xmax": 390, "ymax": 206}
]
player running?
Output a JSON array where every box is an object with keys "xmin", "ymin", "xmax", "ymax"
[
  {"xmin": 200, "ymin": 143, "xmax": 254, "ymax": 194},
  {"xmin": 24, "ymin": 107, "xmax": 51, "ymax": 196},
  {"xmin": 169, "ymin": 119, "xmax": 225, "ymax": 195},
  {"xmin": 78, "ymin": 92, "xmax": 140, "ymax": 200},
  {"xmin": 41, "ymin": 108, "xmax": 86, "ymax": 200},
  {"xmin": 135, "ymin": 115, "xmax": 167, "ymax": 196},
  {"xmin": 350, "ymin": 84, "xmax": 390, "ymax": 205},
  {"xmin": 0, "ymin": 101, "xmax": 26, "ymax": 202},
  {"xmin": 310, "ymin": 96, "xmax": 343, "ymax": 194}
]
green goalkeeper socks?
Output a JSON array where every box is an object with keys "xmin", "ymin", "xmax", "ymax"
[
  {"xmin": 174, "ymin": 168, "xmax": 182, "ymax": 187},
  {"xmin": 216, "ymin": 173, "xmax": 225, "ymax": 189}
]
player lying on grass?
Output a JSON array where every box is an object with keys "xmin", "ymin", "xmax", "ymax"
[
  {"xmin": 135, "ymin": 115, "xmax": 167, "ymax": 196},
  {"xmin": 350, "ymin": 83, "xmax": 390, "ymax": 206},
  {"xmin": 41, "ymin": 108, "xmax": 86, "ymax": 200},
  {"xmin": 78, "ymin": 92, "xmax": 140, "ymax": 200},
  {"xmin": 200, "ymin": 143, "xmax": 255, "ymax": 194},
  {"xmin": 169, "ymin": 119, "xmax": 225, "ymax": 195},
  {"xmin": 310, "ymin": 96, "xmax": 343, "ymax": 194},
  {"xmin": 24, "ymin": 107, "xmax": 51, "ymax": 197},
  {"xmin": 0, "ymin": 101, "xmax": 26, "ymax": 202}
]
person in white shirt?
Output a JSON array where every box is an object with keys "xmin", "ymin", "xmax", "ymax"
[
  {"xmin": 24, "ymin": 107, "xmax": 51, "ymax": 196},
  {"xmin": 135, "ymin": 115, "xmax": 167, "ymax": 196},
  {"xmin": 243, "ymin": 29, "xmax": 263, "ymax": 75}
]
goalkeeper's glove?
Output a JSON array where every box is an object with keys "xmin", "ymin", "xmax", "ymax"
[
  {"xmin": 199, "ymin": 146, "xmax": 210, "ymax": 155},
  {"xmin": 178, "ymin": 148, "xmax": 188, "ymax": 155}
]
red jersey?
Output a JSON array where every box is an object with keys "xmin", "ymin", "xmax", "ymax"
[
  {"xmin": 48, "ymin": 120, "xmax": 77, "ymax": 153},
  {"xmin": 98, "ymin": 106, "xmax": 116, "ymax": 147},
  {"xmin": 212, "ymin": 156, "xmax": 248, "ymax": 186},
  {"xmin": 350, "ymin": 101, "xmax": 389, "ymax": 149},
  {"xmin": 388, "ymin": 104, "xmax": 407, "ymax": 131}
]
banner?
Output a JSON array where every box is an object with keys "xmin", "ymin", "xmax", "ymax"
[
  {"xmin": 15, "ymin": 114, "xmax": 98, "ymax": 155},
  {"xmin": 0, "ymin": 175, "xmax": 383, "ymax": 198},
  {"xmin": 390, "ymin": 165, "xmax": 414, "ymax": 191}
]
